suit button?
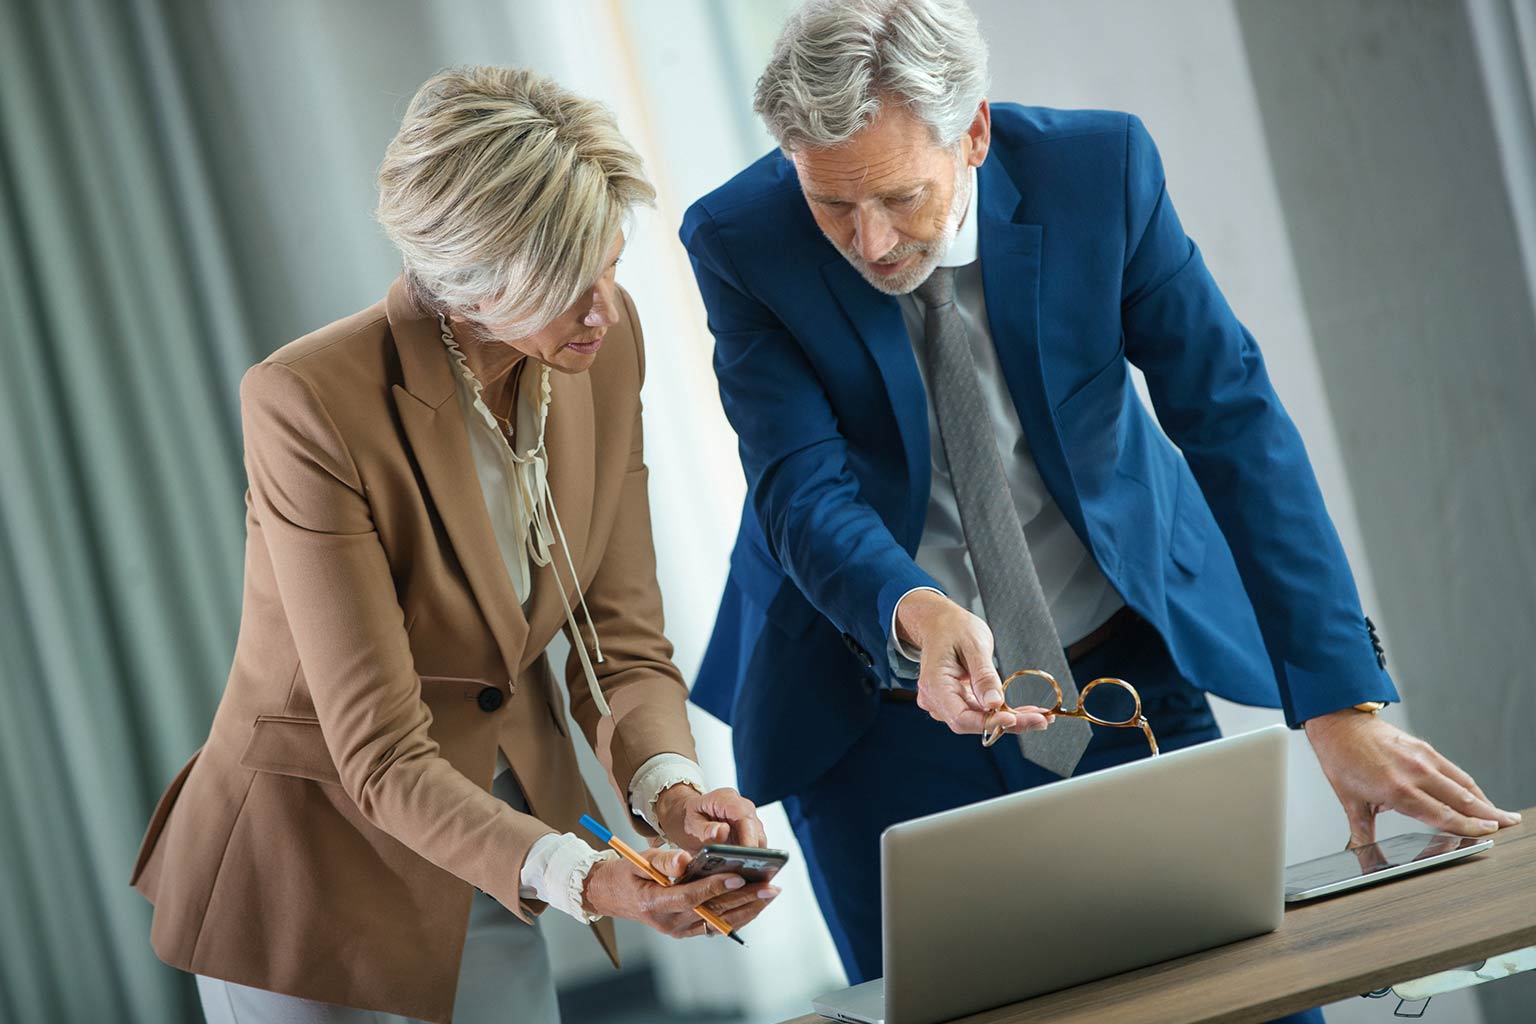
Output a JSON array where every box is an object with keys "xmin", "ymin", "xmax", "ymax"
[
  {"xmin": 1366, "ymin": 616, "xmax": 1387, "ymax": 668},
  {"xmin": 841, "ymin": 632, "xmax": 875, "ymax": 668},
  {"xmin": 477, "ymin": 687, "xmax": 504, "ymax": 713}
]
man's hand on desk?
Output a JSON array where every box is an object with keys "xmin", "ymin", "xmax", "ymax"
[
  {"xmin": 896, "ymin": 590, "xmax": 1055, "ymax": 737},
  {"xmin": 1304, "ymin": 709, "xmax": 1522, "ymax": 847},
  {"xmin": 655, "ymin": 782, "xmax": 767, "ymax": 852}
]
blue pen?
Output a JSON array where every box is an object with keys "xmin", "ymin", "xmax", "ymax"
[{"xmin": 580, "ymin": 814, "xmax": 746, "ymax": 945}]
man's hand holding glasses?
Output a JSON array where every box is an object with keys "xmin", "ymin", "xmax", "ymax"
[{"xmin": 896, "ymin": 590, "xmax": 1054, "ymax": 738}]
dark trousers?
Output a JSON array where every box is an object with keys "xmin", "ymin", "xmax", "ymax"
[{"xmin": 783, "ymin": 613, "xmax": 1324, "ymax": 1024}]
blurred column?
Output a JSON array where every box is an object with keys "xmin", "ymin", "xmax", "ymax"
[{"xmin": 1235, "ymin": 2, "xmax": 1536, "ymax": 1020}]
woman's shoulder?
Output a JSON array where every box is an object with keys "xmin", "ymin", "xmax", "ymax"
[{"xmin": 244, "ymin": 297, "xmax": 395, "ymax": 410}]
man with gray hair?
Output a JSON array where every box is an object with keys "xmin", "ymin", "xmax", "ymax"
[{"xmin": 681, "ymin": 0, "xmax": 1516, "ymax": 1009}]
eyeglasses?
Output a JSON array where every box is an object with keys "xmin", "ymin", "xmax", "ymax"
[{"xmin": 981, "ymin": 669, "xmax": 1160, "ymax": 756}]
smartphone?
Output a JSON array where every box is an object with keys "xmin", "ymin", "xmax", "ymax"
[
  {"xmin": 676, "ymin": 844, "xmax": 790, "ymax": 885},
  {"xmin": 1283, "ymin": 831, "xmax": 1493, "ymax": 903}
]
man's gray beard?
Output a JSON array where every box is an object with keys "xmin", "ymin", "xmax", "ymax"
[{"xmin": 830, "ymin": 161, "xmax": 972, "ymax": 296}]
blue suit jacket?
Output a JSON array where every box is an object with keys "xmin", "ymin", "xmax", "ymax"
[{"xmin": 681, "ymin": 105, "xmax": 1398, "ymax": 805}]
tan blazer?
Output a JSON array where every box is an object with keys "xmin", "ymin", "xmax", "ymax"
[{"xmin": 129, "ymin": 279, "xmax": 698, "ymax": 1024}]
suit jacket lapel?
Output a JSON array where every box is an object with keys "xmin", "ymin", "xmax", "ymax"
[
  {"xmin": 520, "ymin": 367, "xmax": 595, "ymax": 664},
  {"xmin": 976, "ymin": 158, "xmax": 1088, "ymax": 537},
  {"xmin": 820, "ymin": 258, "xmax": 932, "ymax": 550},
  {"xmin": 385, "ymin": 279, "xmax": 531, "ymax": 683}
]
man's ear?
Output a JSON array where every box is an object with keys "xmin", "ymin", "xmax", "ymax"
[{"xmin": 965, "ymin": 99, "xmax": 992, "ymax": 168}]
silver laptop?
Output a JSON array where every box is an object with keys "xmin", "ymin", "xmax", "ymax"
[{"xmin": 813, "ymin": 725, "xmax": 1288, "ymax": 1024}]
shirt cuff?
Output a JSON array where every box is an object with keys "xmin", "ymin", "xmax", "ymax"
[
  {"xmin": 888, "ymin": 586, "xmax": 945, "ymax": 681},
  {"xmin": 519, "ymin": 832, "xmax": 618, "ymax": 923},
  {"xmin": 628, "ymin": 753, "xmax": 707, "ymax": 833}
]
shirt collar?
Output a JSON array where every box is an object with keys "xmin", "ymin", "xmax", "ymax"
[{"xmin": 938, "ymin": 164, "xmax": 980, "ymax": 268}]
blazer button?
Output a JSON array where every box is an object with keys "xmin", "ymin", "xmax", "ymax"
[
  {"xmin": 841, "ymin": 632, "xmax": 874, "ymax": 668},
  {"xmin": 477, "ymin": 687, "xmax": 504, "ymax": 713}
]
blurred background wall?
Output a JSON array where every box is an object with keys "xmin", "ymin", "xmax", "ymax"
[{"xmin": 0, "ymin": 1, "xmax": 1531, "ymax": 1023}]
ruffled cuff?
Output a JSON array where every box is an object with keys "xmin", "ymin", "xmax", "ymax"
[
  {"xmin": 628, "ymin": 753, "xmax": 707, "ymax": 833},
  {"xmin": 519, "ymin": 832, "xmax": 618, "ymax": 923}
]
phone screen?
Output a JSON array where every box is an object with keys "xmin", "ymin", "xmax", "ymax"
[
  {"xmin": 677, "ymin": 845, "xmax": 790, "ymax": 885},
  {"xmin": 1284, "ymin": 832, "xmax": 1487, "ymax": 898}
]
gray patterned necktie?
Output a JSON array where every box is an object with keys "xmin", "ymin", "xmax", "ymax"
[{"xmin": 916, "ymin": 266, "xmax": 1090, "ymax": 777}]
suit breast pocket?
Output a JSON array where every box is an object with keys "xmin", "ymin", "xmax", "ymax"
[{"xmin": 1053, "ymin": 342, "xmax": 1130, "ymax": 493}]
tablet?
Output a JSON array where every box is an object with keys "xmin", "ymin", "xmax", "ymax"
[{"xmin": 1284, "ymin": 832, "xmax": 1493, "ymax": 902}]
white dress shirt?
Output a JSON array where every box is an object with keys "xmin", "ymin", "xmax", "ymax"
[
  {"xmin": 441, "ymin": 329, "xmax": 706, "ymax": 920},
  {"xmin": 889, "ymin": 166, "xmax": 1124, "ymax": 676}
]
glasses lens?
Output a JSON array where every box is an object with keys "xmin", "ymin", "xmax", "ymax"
[
  {"xmin": 1003, "ymin": 671, "xmax": 1056, "ymax": 710},
  {"xmin": 1080, "ymin": 680, "xmax": 1139, "ymax": 725}
]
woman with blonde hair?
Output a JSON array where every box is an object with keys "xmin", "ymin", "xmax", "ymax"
[{"xmin": 129, "ymin": 66, "xmax": 775, "ymax": 1024}]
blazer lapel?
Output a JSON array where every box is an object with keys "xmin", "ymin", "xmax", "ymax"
[
  {"xmin": 820, "ymin": 258, "xmax": 932, "ymax": 550},
  {"xmin": 976, "ymin": 159, "xmax": 1088, "ymax": 536},
  {"xmin": 520, "ymin": 367, "xmax": 595, "ymax": 664},
  {"xmin": 385, "ymin": 279, "xmax": 531, "ymax": 683}
]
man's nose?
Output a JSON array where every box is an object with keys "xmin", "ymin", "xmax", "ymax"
[{"xmin": 852, "ymin": 209, "xmax": 897, "ymax": 263}]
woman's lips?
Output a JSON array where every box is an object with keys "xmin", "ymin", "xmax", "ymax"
[{"xmin": 566, "ymin": 333, "xmax": 605, "ymax": 355}]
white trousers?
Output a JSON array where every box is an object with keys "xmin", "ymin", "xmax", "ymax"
[{"xmin": 196, "ymin": 768, "xmax": 560, "ymax": 1024}]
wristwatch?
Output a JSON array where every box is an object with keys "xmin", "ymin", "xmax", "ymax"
[{"xmin": 1352, "ymin": 701, "xmax": 1387, "ymax": 714}]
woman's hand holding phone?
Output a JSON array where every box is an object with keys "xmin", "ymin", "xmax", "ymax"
[{"xmin": 580, "ymin": 846, "xmax": 778, "ymax": 938}]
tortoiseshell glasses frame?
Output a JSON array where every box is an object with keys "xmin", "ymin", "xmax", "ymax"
[{"xmin": 981, "ymin": 668, "xmax": 1160, "ymax": 756}]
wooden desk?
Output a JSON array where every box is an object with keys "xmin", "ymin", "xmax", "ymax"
[{"xmin": 783, "ymin": 808, "xmax": 1535, "ymax": 1024}]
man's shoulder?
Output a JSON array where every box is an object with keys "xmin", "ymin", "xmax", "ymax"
[
  {"xmin": 990, "ymin": 103, "xmax": 1133, "ymax": 155},
  {"xmin": 682, "ymin": 148, "xmax": 804, "ymax": 242}
]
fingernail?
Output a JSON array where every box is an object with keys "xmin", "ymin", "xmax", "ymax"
[
  {"xmin": 758, "ymin": 887, "xmax": 780, "ymax": 899},
  {"xmin": 1482, "ymin": 820, "xmax": 1500, "ymax": 831},
  {"xmin": 1506, "ymin": 812, "xmax": 1522, "ymax": 823},
  {"xmin": 983, "ymin": 689, "xmax": 1002, "ymax": 706},
  {"xmin": 724, "ymin": 877, "xmax": 745, "ymax": 890}
]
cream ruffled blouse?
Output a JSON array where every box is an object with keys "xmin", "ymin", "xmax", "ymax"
[{"xmin": 437, "ymin": 315, "xmax": 610, "ymax": 720}]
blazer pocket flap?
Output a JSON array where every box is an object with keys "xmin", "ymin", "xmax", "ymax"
[
  {"xmin": 1169, "ymin": 470, "xmax": 1208, "ymax": 574},
  {"xmin": 239, "ymin": 715, "xmax": 342, "ymax": 786}
]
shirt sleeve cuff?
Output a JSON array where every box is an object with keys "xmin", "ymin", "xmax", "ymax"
[
  {"xmin": 519, "ymin": 832, "xmax": 618, "ymax": 923},
  {"xmin": 628, "ymin": 753, "xmax": 707, "ymax": 833},
  {"xmin": 888, "ymin": 586, "xmax": 944, "ymax": 681}
]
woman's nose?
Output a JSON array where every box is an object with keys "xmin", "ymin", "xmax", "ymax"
[{"xmin": 583, "ymin": 286, "xmax": 618, "ymax": 328}]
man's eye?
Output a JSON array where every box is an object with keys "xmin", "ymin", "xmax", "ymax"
[{"xmin": 890, "ymin": 194, "xmax": 919, "ymax": 206}]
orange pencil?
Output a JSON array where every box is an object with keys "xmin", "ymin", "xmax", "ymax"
[{"xmin": 580, "ymin": 814, "xmax": 746, "ymax": 945}]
